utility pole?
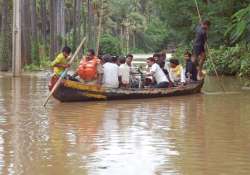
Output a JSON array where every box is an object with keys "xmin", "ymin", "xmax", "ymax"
[{"xmin": 12, "ymin": 0, "xmax": 22, "ymax": 77}]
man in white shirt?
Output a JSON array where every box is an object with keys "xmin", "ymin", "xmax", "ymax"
[
  {"xmin": 146, "ymin": 57, "xmax": 169, "ymax": 88},
  {"xmin": 118, "ymin": 57, "xmax": 130, "ymax": 88},
  {"xmin": 102, "ymin": 54, "xmax": 119, "ymax": 88}
]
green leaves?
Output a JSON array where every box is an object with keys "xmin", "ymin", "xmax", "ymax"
[{"xmin": 225, "ymin": 5, "xmax": 250, "ymax": 44}]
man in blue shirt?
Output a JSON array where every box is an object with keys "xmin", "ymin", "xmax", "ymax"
[{"xmin": 192, "ymin": 20, "xmax": 211, "ymax": 79}]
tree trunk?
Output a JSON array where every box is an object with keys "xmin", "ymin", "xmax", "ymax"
[
  {"xmin": 12, "ymin": 0, "xmax": 21, "ymax": 76},
  {"xmin": 50, "ymin": 0, "xmax": 65, "ymax": 59},
  {"xmin": 73, "ymin": 0, "xmax": 81, "ymax": 51},
  {"xmin": 30, "ymin": 0, "xmax": 39, "ymax": 65},
  {"xmin": 40, "ymin": 0, "xmax": 47, "ymax": 45},
  {"xmin": 87, "ymin": 0, "xmax": 95, "ymax": 49},
  {"xmin": 96, "ymin": 0, "xmax": 104, "ymax": 56},
  {"xmin": 125, "ymin": 25, "xmax": 130, "ymax": 53},
  {"xmin": 49, "ymin": 0, "xmax": 56, "ymax": 59},
  {"xmin": 21, "ymin": 0, "xmax": 32, "ymax": 65},
  {"xmin": 0, "ymin": 0, "xmax": 12, "ymax": 71}
]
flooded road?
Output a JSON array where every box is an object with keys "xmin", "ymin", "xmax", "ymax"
[{"xmin": 0, "ymin": 73, "xmax": 250, "ymax": 175}]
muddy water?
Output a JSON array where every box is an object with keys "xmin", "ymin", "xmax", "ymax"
[{"xmin": 0, "ymin": 73, "xmax": 250, "ymax": 175}]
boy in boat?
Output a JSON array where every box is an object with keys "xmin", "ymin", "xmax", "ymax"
[
  {"xmin": 102, "ymin": 54, "xmax": 119, "ymax": 88},
  {"xmin": 184, "ymin": 51, "xmax": 197, "ymax": 81},
  {"xmin": 50, "ymin": 46, "xmax": 71, "ymax": 76},
  {"xmin": 146, "ymin": 57, "xmax": 169, "ymax": 88},
  {"xmin": 192, "ymin": 20, "xmax": 211, "ymax": 79},
  {"xmin": 118, "ymin": 56, "xmax": 130, "ymax": 88},
  {"xmin": 74, "ymin": 49, "xmax": 103, "ymax": 85},
  {"xmin": 169, "ymin": 58, "xmax": 185, "ymax": 86}
]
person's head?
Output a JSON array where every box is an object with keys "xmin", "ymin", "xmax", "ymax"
[
  {"xmin": 119, "ymin": 56, "xmax": 126, "ymax": 64},
  {"xmin": 147, "ymin": 57, "xmax": 156, "ymax": 67},
  {"xmin": 126, "ymin": 54, "xmax": 133, "ymax": 66},
  {"xmin": 184, "ymin": 51, "xmax": 192, "ymax": 61},
  {"xmin": 202, "ymin": 20, "xmax": 211, "ymax": 31},
  {"xmin": 111, "ymin": 56, "xmax": 118, "ymax": 64},
  {"xmin": 153, "ymin": 53, "xmax": 160, "ymax": 61},
  {"xmin": 170, "ymin": 58, "xmax": 180, "ymax": 68},
  {"xmin": 62, "ymin": 46, "xmax": 71, "ymax": 58},
  {"xmin": 102, "ymin": 54, "xmax": 112, "ymax": 63},
  {"xmin": 159, "ymin": 52, "xmax": 166, "ymax": 60},
  {"xmin": 86, "ymin": 49, "xmax": 95, "ymax": 60}
]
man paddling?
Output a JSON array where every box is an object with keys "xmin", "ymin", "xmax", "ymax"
[{"xmin": 192, "ymin": 20, "xmax": 211, "ymax": 79}]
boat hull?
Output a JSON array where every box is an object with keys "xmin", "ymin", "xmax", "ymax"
[{"xmin": 52, "ymin": 79, "xmax": 204, "ymax": 102}]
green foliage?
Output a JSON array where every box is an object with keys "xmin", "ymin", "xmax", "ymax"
[
  {"xmin": 143, "ymin": 17, "xmax": 169, "ymax": 52},
  {"xmin": 225, "ymin": 4, "xmax": 250, "ymax": 44},
  {"xmin": 99, "ymin": 34, "xmax": 122, "ymax": 55},
  {"xmin": 31, "ymin": 41, "xmax": 40, "ymax": 65},
  {"xmin": 205, "ymin": 45, "xmax": 250, "ymax": 77},
  {"xmin": 239, "ymin": 51, "xmax": 250, "ymax": 77}
]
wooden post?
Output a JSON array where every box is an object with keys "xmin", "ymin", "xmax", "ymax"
[{"xmin": 12, "ymin": 0, "xmax": 22, "ymax": 77}]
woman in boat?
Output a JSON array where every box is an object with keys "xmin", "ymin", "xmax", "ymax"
[{"xmin": 146, "ymin": 57, "xmax": 169, "ymax": 88}]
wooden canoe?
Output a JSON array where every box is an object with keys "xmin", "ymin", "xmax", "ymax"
[{"xmin": 51, "ymin": 79, "xmax": 204, "ymax": 102}]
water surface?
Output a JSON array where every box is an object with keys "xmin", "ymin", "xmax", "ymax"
[{"xmin": 0, "ymin": 73, "xmax": 250, "ymax": 175}]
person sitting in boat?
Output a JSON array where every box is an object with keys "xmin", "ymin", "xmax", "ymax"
[
  {"xmin": 50, "ymin": 46, "xmax": 71, "ymax": 76},
  {"xmin": 74, "ymin": 49, "xmax": 103, "ymax": 85},
  {"xmin": 102, "ymin": 54, "xmax": 119, "ymax": 88},
  {"xmin": 118, "ymin": 56, "xmax": 130, "ymax": 88},
  {"xmin": 169, "ymin": 58, "xmax": 186, "ymax": 86},
  {"xmin": 146, "ymin": 57, "xmax": 169, "ymax": 88},
  {"xmin": 153, "ymin": 53, "xmax": 173, "ymax": 86},
  {"xmin": 184, "ymin": 51, "xmax": 197, "ymax": 82}
]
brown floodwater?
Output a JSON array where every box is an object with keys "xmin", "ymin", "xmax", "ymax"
[{"xmin": 0, "ymin": 73, "xmax": 250, "ymax": 175}]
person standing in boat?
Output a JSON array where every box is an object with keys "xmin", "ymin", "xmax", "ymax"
[
  {"xmin": 146, "ymin": 57, "xmax": 169, "ymax": 88},
  {"xmin": 74, "ymin": 49, "xmax": 103, "ymax": 85},
  {"xmin": 50, "ymin": 46, "xmax": 71, "ymax": 76},
  {"xmin": 192, "ymin": 20, "xmax": 211, "ymax": 79}
]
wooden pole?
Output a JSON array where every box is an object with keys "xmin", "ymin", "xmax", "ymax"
[
  {"xmin": 12, "ymin": 0, "xmax": 22, "ymax": 77},
  {"xmin": 43, "ymin": 37, "xmax": 87, "ymax": 107}
]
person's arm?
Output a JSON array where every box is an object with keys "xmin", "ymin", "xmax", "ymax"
[
  {"xmin": 180, "ymin": 67, "xmax": 186, "ymax": 85},
  {"xmin": 51, "ymin": 55, "xmax": 70, "ymax": 68},
  {"xmin": 97, "ymin": 63, "xmax": 103, "ymax": 85}
]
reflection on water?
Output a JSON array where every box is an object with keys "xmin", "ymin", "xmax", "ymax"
[{"xmin": 0, "ymin": 73, "xmax": 250, "ymax": 175}]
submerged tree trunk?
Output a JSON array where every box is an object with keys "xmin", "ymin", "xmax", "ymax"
[{"xmin": 0, "ymin": 0, "xmax": 12, "ymax": 71}]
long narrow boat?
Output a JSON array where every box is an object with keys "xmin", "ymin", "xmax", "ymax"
[{"xmin": 50, "ymin": 79, "xmax": 204, "ymax": 102}]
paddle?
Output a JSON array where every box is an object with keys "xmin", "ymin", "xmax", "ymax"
[{"xmin": 43, "ymin": 37, "xmax": 86, "ymax": 107}]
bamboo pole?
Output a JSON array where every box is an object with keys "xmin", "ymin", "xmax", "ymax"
[
  {"xmin": 43, "ymin": 37, "xmax": 87, "ymax": 107},
  {"xmin": 12, "ymin": 0, "xmax": 22, "ymax": 77}
]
